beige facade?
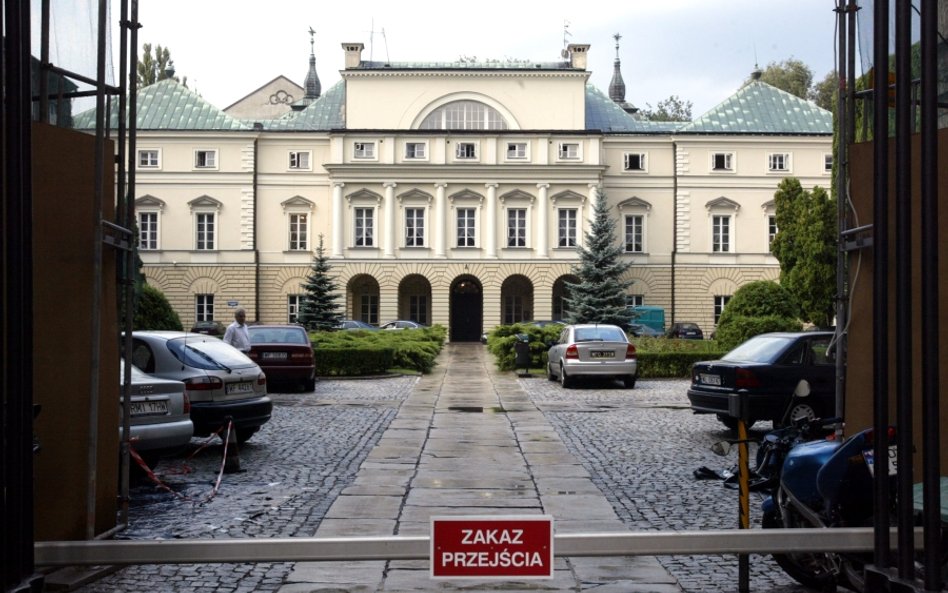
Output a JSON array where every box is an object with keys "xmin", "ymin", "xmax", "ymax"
[{"xmin": 122, "ymin": 42, "xmax": 832, "ymax": 340}]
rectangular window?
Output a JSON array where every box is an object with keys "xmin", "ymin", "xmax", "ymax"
[
  {"xmin": 558, "ymin": 142, "xmax": 580, "ymax": 160},
  {"xmin": 354, "ymin": 208, "xmax": 374, "ymax": 247},
  {"xmin": 628, "ymin": 294, "xmax": 644, "ymax": 308},
  {"xmin": 507, "ymin": 208, "xmax": 526, "ymax": 247},
  {"xmin": 768, "ymin": 215, "xmax": 778, "ymax": 250},
  {"xmin": 714, "ymin": 295, "xmax": 732, "ymax": 324},
  {"xmin": 405, "ymin": 207, "xmax": 425, "ymax": 247},
  {"xmin": 138, "ymin": 212, "xmax": 158, "ymax": 250},
  {"xmin": 353, "ymin": 142, "xmax": 376, "ymax": 159},
  {"xmin": 712, "ymin": 215, "xmax": 731, "ymax": 252},
  {"xmin": 289, "ymin": 151, "xmax": 311, "ymax": 169},
  {"xmin": 506, "ymin": 142, "xmax": 527, "ymax": 159},
  {"xmin": 457, "ymin": 208, "xmax": 476, "ymax": 247},
  {"xmin": 409, "ymin": 295, "xmax": 428, "ymax": 325},
  {"xmin": 138, "ymin": 149, "xmax": 160, "ymax": 168},
  {"xmin": 711, "ymin": 152, "xmax": 733, "ymax": 171},
  {"xmin": 503, "ymin": 295, "xmax": 526, "ymax": 325},
  {"xmin": 625, "ymin": 215, "xmax": 644, "ymax": 253},
  {"xmin": 824, "ymin": 153, "xmax": 834, "ymax": 173},
  {"xmin": 287, "ymin": 295, "xmax": 301, "ymax": 324},
  {"xmin": 558, "ymin": 209, "xmax": 578, "ymax": 247},
  {"xmin": 405, "ymin": 142, "xmax": 426, "ymax": 159},
  {"xmin": 194, "ymin": 149, "xmax": 217, "ymax": 168},
  {"xmin": 196, "ymin": 212, "xmax": 216, "ymax": 250},
  {"xmin": 195, "ymin": 294, "xmax": 214, "ymax": 323},
  {"xmin": 624, "ymin": 153, "xmax": 646, "ymax": 171},
  {"xmin": 768, "ymin": 153, "xmax": 790, "ymax": 171},
  {"xmin": 456, "ymin": 142, "xmax": 477, "ymax": 159},
  {"xmin": 289, "ymin": 213, "xmax": 308, "ymax": 251},
  {"xmin": 360, "ymin": 295, "xmax": 379, "ymax": 325}
]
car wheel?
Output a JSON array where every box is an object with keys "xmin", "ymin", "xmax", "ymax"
[
  {"xmin": 777, "ymin": 402, "xmax": 817, "ymax": 428},
  {"xmin": 623, "ymin": 374, "xmax": 636, "ymax": 389},
  {"xmin": 303, "ymin": 377, "xmax": 316, "ymax": 392},
  {"xmin": 559, "ymin": 364, "xmax": 573, "ymax": 388},
  {"xmin": 547, "ymin": 362, "xmax": 557, "ymax": 382}
]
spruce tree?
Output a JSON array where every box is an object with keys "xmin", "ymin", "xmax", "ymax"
[
  {"xmin": 297, "ymin": 235, "xmax": 342, "ymax": 330},
  {"xmin": 563, "ymin": 190, "xmax": 634, "ymax": 326}
]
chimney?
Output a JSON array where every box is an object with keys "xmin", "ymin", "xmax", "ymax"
[
  {"xmin": 342, "ymin": 42, "xmax": 365, "ymax": 69},
  {"xmin": 566, "ymin": 44, "xmax": 590, "ymax": 70}
]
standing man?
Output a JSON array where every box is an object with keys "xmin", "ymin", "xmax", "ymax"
[{"xmin": 223, "ymin": 307, "xmax": 251, "ymax": 353}]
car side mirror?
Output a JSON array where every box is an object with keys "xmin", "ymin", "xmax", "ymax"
[{"xmin": 794, "ymin": 379, "xmax": 811, "ymax": 398}]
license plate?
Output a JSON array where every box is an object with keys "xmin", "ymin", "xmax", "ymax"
[
  {"xmin": 262, "ymin": 352, "xmax": 288, "ymax": 360},
  {"xmin": 130, "ymin": 400, "xmax": 168, "ymax": 416},
  {"xmin": 590, "ymin": 350, "xmax": 615, "ymax": 359},
  {"xmin": 700, "ymin": 373, "xmax": 721, "ymax": 386},
  {"xmin": 226, "ymin": 382, "xmax": 254, "ymax": 395},
  {"xmin": 863, "ymin": 445, "xmax": 898, "ymax": 476}
]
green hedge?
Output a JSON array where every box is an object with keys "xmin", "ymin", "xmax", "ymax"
[
  {"xmin": 485, "ymin": 323, "xmax": 563, "ymax": 371},
  {"xmin": 636, "ymin": 351, "xmax": 726, "ymax": 378},
  {"xmin": 311, "ymin": 325, "xmax": 446, "ymax": 375},
  {"xmin": 314, "ymin": 347, "xmax": 394, "ymax": 376}
]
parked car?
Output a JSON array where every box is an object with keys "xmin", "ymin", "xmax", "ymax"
[
  {"xmin": 190, "ymin": 320, "xmax": 226, "ymax": 336},
  {"xmin": 380, "ymin": 320, "xmax": 428, "ymax": 330},
  {"xmin": 629, "ymin": 323, "xmax": 664, "ymax": 338},
  {"xmin": 666, "ymin": 322, "xmax": 704, "ymax": 339},
  {"xmin": 336, "ymin": 319, "xmax": 378, "ymax": 331},
  {"xmin": 247, "ymin": 324, "xmax": 316, "ymax": 392},
  {"xmin": 546, "ymin": 324, "xmax": 638, "ymax": 389},
  {"xmin": 686, "ymin": 331, "xmax": 836, "ymax": 430},
  {"xmin": 120, "ymin": 360, "xmax": 194, "ymax": 469},
  {"xmin": 129, "ymin": 331, "xmax": 272, "ymax": 443}
]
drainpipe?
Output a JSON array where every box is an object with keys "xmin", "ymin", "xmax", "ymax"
[
  {"xmin": 252, "ymin": 135, "xmax": 260, "ymax": 321},
  {"xmin": 670, "ymin": 141, "xmax": 677, "ymax": 326}
]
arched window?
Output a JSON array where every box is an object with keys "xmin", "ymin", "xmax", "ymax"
[{"xmin": 420, "ymin": 100, "xmax": 508, "ymax": 130}]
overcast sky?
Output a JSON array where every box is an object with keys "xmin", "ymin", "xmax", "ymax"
[{"xmin": 130, "ymin": 0, "xmax": 840, "ymax": 117}]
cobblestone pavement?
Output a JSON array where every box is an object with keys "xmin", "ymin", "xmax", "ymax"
[{"xmin": 520, "ymin": 375, "xmax": 844, "ymax": 593}]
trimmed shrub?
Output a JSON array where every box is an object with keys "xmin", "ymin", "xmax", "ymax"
[
  {"xmin": 486, "ymin": 323, "xmax": 562, "ymax": 372},
  {"xmin": 134, "ymin": 283, "xmax": 182, "ymax": 330},
  {"xmin": 314, "ymin": 347, "xmax": 394, "ymax": 376},
  {"xmin": 636, "ymin": 351, "xmax": 727, "ymax": 378},
  {"xmin": 717, "ymin": 280, "xmax": 798, "ymax": 326},
  {"xmin": 311, "ymin": 325, "xmax": 445, "ymax": 374}
]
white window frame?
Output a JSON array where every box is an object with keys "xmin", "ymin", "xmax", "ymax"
[
  {"xmin": 456, "ymin": 207, "xmax": 477, "ymax": 248},
  {"xmin": 768, "ymin": 214, "xmax": 778, "ymax": 251},
  {"xmin": 714, "ymin": 295, "xmax": 732, "ymax": 325},
  {"xmin": 557, "ymin": 208, "xmax": 578, "ymax": 248},
  {"xmin": 711, "ymin": 215, "xmax": 732, "ymax": 253},
  {"xmin": 195, "ymin": 294, "xmax": 214, "ymax": 322},
  {"xmin": 506, "ymin": 208, "xmax": 528, "ymax": 248},
  {"xmin": 288, "ymin": 150, "xmax": 312, "ymax": 171},
  {"xmin": 824, "ymin": 153, "xmax": 834, "ymax": 174},
  {"xmin": 505, "ymin": 141, "xmax": 529, "ymax": 161},
  {"xmin": 193, "ymin": 149, "xmax": 218, "ymax": 170},
  {"xmin": 353, "ymin": 141, "xmax": 377, "ymax": 160},
  {"xmin": 287, "ymin": 295, "xmax": 302, "ymax": 324},
  {"xmin": 628, "ymin": 294, "xmax": 645, "ymax": 308},
  {"xmin": 767, "ymin": 152, "xmax": 791, "ymax": 173},
  {"xmin": 137, "ymin": 148, "xmax": 161, "ymax": 169},
  {"xmin": 195, "ymin": 211, "xmax": 217, "ymax": 250},
  {"xmin": 557, "ymin": 142, "xmax": 582, "ymax": 161},
  {"xmin": 711, "ymin": 152, "xmax": 734, "ymax": 172},
  {"xmin": 138, "ymin": 210, "xmax": 160, "ymax": 250},
  {"xmin": 288, "ymin": 212, "xmax": 309, "ymax": 251},
  {"xmin": 623, "ymin": 152, "xmax": 647, "ymax": 172},
  {"xmin": 353, "ymin": 207, "xmax": 376, "ymax": 247},
  {"xmin": 624, "ymin": 214, "xmax": 645, "ymax": 253},
  {"xmin": 454, "ymin": 141, "xmax": 479, "ymax": 161},
  {"xmin": 404, "ymin": 207, "xmax": 426, "ymax": 248},
  {"xmin": 404, "ymin": 142, "xmax": 428, "ymax": 160}
]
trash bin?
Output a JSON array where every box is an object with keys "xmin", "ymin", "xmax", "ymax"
[{"xmin": 514, "ymin": 334, "xmax": 531, "ymax": 371}]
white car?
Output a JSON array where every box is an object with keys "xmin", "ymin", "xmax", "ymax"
[
  {"xmin": 120, "ymin": 360, "xmax": 194, "ymax": 468},
  {"xmin": 130, "ymin": 331, "xmax": 271, "ymax": 443},
  {"xmin": 546, "ymin": 324, "xmax": 638, "ymax": 389}
]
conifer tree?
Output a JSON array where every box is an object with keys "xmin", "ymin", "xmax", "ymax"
[
  {"xmin": 296, "ymin": 235, "xmax": 342, "ymax": 330},
  {"xmin": 563, "ymin": 190, "xmax": 634, "ymax": 326}
]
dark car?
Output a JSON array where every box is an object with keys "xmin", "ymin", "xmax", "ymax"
[
  {"xmin": 686, "ymin": 331, "xmax": 836, "ymax": 429},
  {"xmin": 190, "ymin": 320, "xmax": 226, "ymax": 336},
  {"xmin": 380, "ymin": 320, "xmax": 428, "ymax": 330},
  {"xmin": 247, "ymin": 324, "xmax": 316, "ymax": 392},
  {"xmin": 629, "ymin": 323, "xmax": 664, "ymax": 338},
  {"xmin": 666, "ymin": 322, "xmax": 704, "ymax": 339},
  {"xmin": 336, "ymin": 319, "xmax": 378, "ymax": 331}
]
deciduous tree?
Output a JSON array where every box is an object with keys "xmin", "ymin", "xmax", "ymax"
[
  {"xmin": 642, "ymin": 95, "xmax": 693, "ymax": 122},
  {"xmin": 137, "ymin": 43, "xmax": 187, "ymax": 87},
  {"xmin": 755, "ymin": 58, "xmax": 814, "ymax": 100}
]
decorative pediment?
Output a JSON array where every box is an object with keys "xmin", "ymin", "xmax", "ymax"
[
  {"xmin": 761, "ymin": 200, "xmax": 776, "ymax": 212},
  {"xmin": 135, "ymin": 194, "xmax": 165, "ymax": 211},
  {"xmin": 448, "ymin": 189, "xmax": 484, "ymax": 203},
  {"xmin": 617, "ymin": 197, "xmax": 652, "ymax": 212},
  {"xmin": 550, "ymin": 190, "xmax": 585, "ymax": 205},
  {"xmin": 187, "ymin": 195, "xmax": 222, "ymax": 211},
  {"xmin": 281, "ymin": 195, "xmax": 315, "ymax": 210},
  {"xmin": 705, "ymin": 197, "xmax": 741, "ymax": 212},
  {"xmin": 397, "ymin": 188, "xmax": 433, "ymax": 205},
  {"xmin": 498, "ymin": 189, "xmax": 534, "ymax": 203},
  {"xmin": 345, "ymin": 189, "xmax": 383, "ymax": 205}
]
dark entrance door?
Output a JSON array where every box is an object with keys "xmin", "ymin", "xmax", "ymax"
[{"xmin": 450, "ymin": 277, "xmax": 482, "ymax": 342}]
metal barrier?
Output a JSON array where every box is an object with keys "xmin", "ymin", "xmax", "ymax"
[{"xmin": 35, "ymin": 527, "xmax": 926, "ymax": 567}]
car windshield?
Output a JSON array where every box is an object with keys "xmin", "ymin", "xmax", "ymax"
[
  {"xmin": 721, "ymin": 335, "xmax": 793, "ymax": 363},
  {"xmin": 573, "ymin": 327, "xmax": 627, "ymax": 342},
  {"xmin": 166, "ymin": 338, "xmax": 255, "ymax": 370}
]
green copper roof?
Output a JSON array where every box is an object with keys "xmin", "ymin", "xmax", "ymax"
[
  {"xmin": 584, "ymin": 84, "xmax": 682, "ymax": 133},
  {"xmin": 678, "ymin": 80, "xmax": 832, "ymax": 135},
  {"xmin": 265, "ymin": 80, "xmax": 346, "ymax": 131},
  {"xmin": 73, "ymin": 79, "xmax": 249, "ymax": 131}
]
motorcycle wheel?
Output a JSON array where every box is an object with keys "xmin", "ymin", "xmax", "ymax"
[{"xmin": 763, "ymin": 508, "xmax": 839, "ymax": 591}]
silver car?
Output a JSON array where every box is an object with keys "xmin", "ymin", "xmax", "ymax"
[
  {"xmin": 130, "ymin": 331, "xmax": 272, "ymax": 444},
  {"xmin": 120, "ymin": 360, "xmax": 194, "ymax": 468},
  {"xmin": 546, "ymin": 324, "xmax": 638, "ymax": 389}
]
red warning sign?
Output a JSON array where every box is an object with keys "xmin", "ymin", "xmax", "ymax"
[{"xmin": 430, "ymin": 515, "xmax": 554, "ymax": 579}]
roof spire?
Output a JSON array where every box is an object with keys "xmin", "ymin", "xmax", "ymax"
[
  {"xmin": 608, "ymin": 33, "xmax": 628, "ymax": 103},
  {"xmin": 303, "ymin": 27, "xmax": 321, "ymax": 100},
  {"xmin": 751, "ymin": 63, "xmax": 763, "ymax": 81}
]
